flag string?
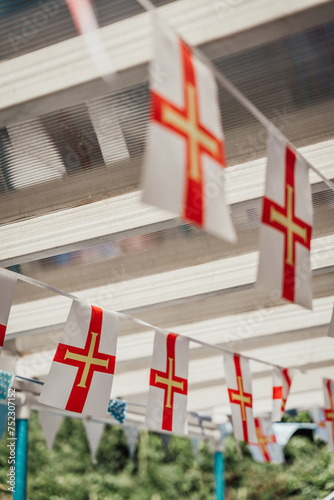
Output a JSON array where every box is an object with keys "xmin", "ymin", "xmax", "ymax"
[
  {"xmin": 135, "ymin": 0, "xmax": 334, "ymax": 193},
  {"xmin": 2, "ymin": 266, "xmax": 311, "ymax": 375},
  {"xmin": 15, "ymin": 373, "xmax": 142, "ymax": 410},
  {"xmin": 13, "ymin": 373, "xmax": 220, "ymax": 429},
  {"xmin": 15, "ymin": 375, "xmax": 44, "ymax": 386}
]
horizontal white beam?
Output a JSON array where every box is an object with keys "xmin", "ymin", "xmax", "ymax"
[
  {"xmin": 116, "ymin": 297, "xmax": 333, "ymax": 363},
  {"xmin": 5, "ymin": 234, "xmax": 334, "ymax": 339},
  {"xmin": 0, "ymin": 191, "xmax": 173, "ymax": 264},
  {"xmin": 0, "ymin": 0, "xmax": 330, "ymax": 111},
  {"xmin": 0, "ymin": 139, "xmax": 333, "ymax": 265}
]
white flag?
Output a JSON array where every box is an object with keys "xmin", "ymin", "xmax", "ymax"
[
  {"xmin": 224, "ymin": 352, "xmax": 257, "ymax": 443},
  {"xmin": 248, "ymin": 416, "xmax": 284, "ymax": 463},
  {"xmin": 272, "ymin": 367, "xmax": 295, "ymax": 421},
  {"xmin": 83, "ymin": 419, "xmax": 105, "ymax": 464},
  {"xmin": 65, "ymin": 0, "xmax": 114, "ymax": 79},
  {"xmin": 0, "ymin": 270, "xmax": 17, "ymax": 355},
  {"xmin": 39, "ymin": 300, "xmax": 118, "ymax": 417},
  {"xmin": 123, "ymin": 425, "xmax": 140, "ymax": 460},
  {"xmin": 310, "ymin": 407, "xmax": 328, "ymax": 443},
  {"xmin": 257, "ymin": 132, "xmax": 313, "ymax": 309},
  {"xmin": 142, "ymin": 18, "xmax": 236, "ymax": 243},
  {"xmin": 145, "ymin": 331, "xmax": 189, "ymax": 434},
  {"xmin": 38, "ymin": 410, "xmax": 63, "ymax": 450},
  {"xmin": 323, "ymin": 378, "xmax": 334, "ymax": 451}
]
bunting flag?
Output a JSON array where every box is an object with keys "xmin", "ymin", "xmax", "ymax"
[
  {"xmin": 272, "ymin": 367, "xmax": 295, "ymax": 421},
  {"xmin": 257, "ymin": 132, "xmax": 313, "ymax": 309},
  {"xmin": 39, "ymin": 300, "xmax": 118, "ymax": 416},
  {"xmin": 310, "ymin": 407, "xmax": 328, "ymax": 443},
  {"xmin": 141, "ymin": 18, "xmax": 236, "ymax": 243},
  {"xmin": 323, "ymin": 378, "xmax": 334, "ymax": 451},
  {"xmin": 83, "ymin": 419, "xmax": 105, "ymax": 464},
  {"xmin": 38, "ymin": 410, "xmax": 63, "ymax": 451},
  {"xmin": 224, "ymin": 352, "xmax": 257, "ymax": 443},
  {"xmin": 145, "ymin": 331, "xmax": 189, "ymax": 434},
  {"xmin": 65, "ymin": 0, "xmax": 114, "ymax": 80},
  {"xmin": 123, "ymin": 426, "xmax": 140, "ymax": 461},
  {"xmin": 0, "ymin": 271, "xmax": 17, "ymax": 354},
  {"xmin": 248, "ymin": 417, "xmax": 284, "ymax": 463},
  {"xmin": 0, "ymin": 371, "xmax": 14, "ymax": 401},
  {"xmin": 328, "ymin": 305, "xmax": 334, "ymax": 338}
]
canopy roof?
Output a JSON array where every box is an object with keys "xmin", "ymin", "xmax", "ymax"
[{"xmin": 0, "ymin": 0, "xmax": 333, "ymax": 428}]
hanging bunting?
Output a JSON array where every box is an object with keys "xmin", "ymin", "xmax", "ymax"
[
  {"xmin": 83, "ymin": 418, "xmax": 105, "ymax": 464},
  {"xmin": 0, "ymin": 370, "xmax": 14, "ymax": 401},
  {"xmin": 323, "ymin": 378, "xmax": 334, "ymax": 451},
  {"xmin": 39, "ymin": 300, "xmax": 119, "ymax": 416},
  {"xmin": 141, "ymin": 17, "xmax": 236, "ymax": 243},
  {"xmin": 310, "ymin": 407, "xmax": 328, "ymax": 443},
  {"xmin": 145, "ymin": 331, "xmax": 189, "ymax": 434},
  {"xmin": 108, "ymin": 399, "xmax": 127, "ymax": 424},
  {"xmin": 224, "ymin": 352, "xmax": 257, "ymax": 443},
  {"xmin": 272, "ymin": 367, "xmax": 295, "ymax": 421},
  {"xmin": 0, "ymin": 270, "xmax": 17, "ymax": 355},
  {"xmin": 248, "ymin": 416, "xmax": 284, "ymax": 464},
  {"xmin": 123, "ymin": 425, "xmax": 140, "ymax": 460},
  {"xmin": 1, "ymin": 266, "xmax": 333, "ymax": 435},
  {"xmin": 38, "ymin": 410, "xmax": 63, "ymax": 451},
  {"xmin": 257, "ymin": 132, "xmax": 313, "ymax": 309},
  {"xmin": 65, "ymin": 0, "xmax": 114, "ymax": 80}
]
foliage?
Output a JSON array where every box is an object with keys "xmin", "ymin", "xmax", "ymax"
[{"xmin": 0, "ymin": 411, "xmax": 333, "ymax": 499}]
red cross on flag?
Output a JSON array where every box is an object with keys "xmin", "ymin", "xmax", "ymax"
[
  {"xmin": 145, "ymin": 330, "xmax": 189, "ymax": 434},
  {"xmin": 224, "ymin": 352, "xmax": 257, "ymax": 443},
  {"xmin": 141, "ymin": 18, "xmax": 236, "ymax": 243},
  {"xmin": 323, "ymin": 378, "xmax": 334, "ymax": 451},
  {"xmin": 248, "ymin": 416, "xmax": 284, "ymax": 463},
  {"xmin": 272, "ymin": 366, "xmax": 295, "ymax": 421},
  {"xmin": 0, "ymin": 270, "xmax": 17, "ymax": 355},
  {"xmin": 39, "ymin": 300, "xmax": 118, "ymax": 416},
  {"xmin": 257, "ymin": 132, "xmax": 313, "ymax": 309}
]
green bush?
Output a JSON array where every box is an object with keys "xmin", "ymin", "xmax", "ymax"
[{"xmin": 0, "ymin": 411, "xmax": 333, "ymax": 499}]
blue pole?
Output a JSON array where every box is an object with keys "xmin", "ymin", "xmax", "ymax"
[
  {"xmin": 14, "ymin": 418, "xmax": 29, "ymax": 500},
  {"xmin": 214, "ymin": 450, "xmax": 225, "ymax": 500}
]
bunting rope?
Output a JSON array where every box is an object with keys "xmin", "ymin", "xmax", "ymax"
[
  {"xmin": 15, "ymin": 373, "xmax": 141, "ymax": 409},
  {"xmin": 135, "ymin": 0, "xmax": 334, "ymax": 193},
  {"xmin": 1, "ymin": 1, "xmax": 332, "ymax": 422},
  {"xmin": 14, "ymin": 374, "xmax": 218, "ymax": 433},
  {"xmin": 1, "ymin": 266, "xmax": 314, "ymax": 376}
]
